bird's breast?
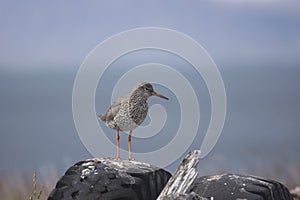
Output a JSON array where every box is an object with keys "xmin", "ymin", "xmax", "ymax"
[{"xmin": 129, "ymin": 101, "xmax": 148, "ymax": 126}]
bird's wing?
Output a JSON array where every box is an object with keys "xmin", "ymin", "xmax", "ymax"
[{"xmin": 100, "ymin": 96, "xmax": 128, "ymax": 122}]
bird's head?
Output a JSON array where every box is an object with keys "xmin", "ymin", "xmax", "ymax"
[{"xmin": 135, "ymin": 82, "xmax": 169, "ymax": 100}]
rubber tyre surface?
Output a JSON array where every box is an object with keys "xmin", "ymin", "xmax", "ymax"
[
  {"xmin": 190, "ymin": 174, "xmax": 293, "ymax": 200},
  {"xmin": 48, "ymin": 159, "xmax": 171, "ymax": 200}
]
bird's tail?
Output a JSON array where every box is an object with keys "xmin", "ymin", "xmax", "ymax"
[{"xmin": 99, "ymin": 115, "xmax": 106, "ymax": 121}]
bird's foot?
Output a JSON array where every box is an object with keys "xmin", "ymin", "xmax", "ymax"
[
  {"xmin": 116, "ymin": 157, "xmax": 121, "ymax": 161},
  {"xmin": 128, "ymin": 157, "xmax": 134, "ymax": 161}
]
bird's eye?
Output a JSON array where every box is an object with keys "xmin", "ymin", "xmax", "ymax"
[{"xmin": 143, "ymin": 86, "xmax": 149, "ymax": 91}]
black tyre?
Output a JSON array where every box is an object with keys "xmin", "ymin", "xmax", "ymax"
[
  {"xmin": 48, "ymin": 159, "xmax": 171, "ymax": 200},
  {"xmin": 190, "ymin": 174, "xmax": 293, "ymax": 200}
]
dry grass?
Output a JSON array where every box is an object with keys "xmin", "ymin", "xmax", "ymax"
[
  {"xmin": 0, "ymin": 170, "xmax": 56, "ymax": 200},
  {"xmin": 29, "ymin": 171, "xmax": 43, "ymax": 200}
]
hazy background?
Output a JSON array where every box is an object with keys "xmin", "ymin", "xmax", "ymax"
[{"xmin": 1, "ymin": 0, "xmax": 300, "ymax": 191}]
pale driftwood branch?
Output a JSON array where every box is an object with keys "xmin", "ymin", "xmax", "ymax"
[{"xmin": 157, "ymin": 150, "xmax": 201, "ymax": 200}]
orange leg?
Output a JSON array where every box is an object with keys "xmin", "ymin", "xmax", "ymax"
[
  {"xmin": 116, "ymin": 130, "xmax": 120, "ymax": 160},
  {"xmin": 128, "ymin": 130, "xmax": 133, "ymax": 160}
]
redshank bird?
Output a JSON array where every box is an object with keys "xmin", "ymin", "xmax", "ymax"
[{"xmin": 99, "ymin": 82, "xmax": 168, "ymax": 160}]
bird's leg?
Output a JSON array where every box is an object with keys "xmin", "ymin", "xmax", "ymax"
[
  {"xmin": 128, "ymin": 130, "xmax": 133, "ymax": 160},
  {"xmin": 116, "ymin": 130, "xmax": 121, "ymax": 160}
]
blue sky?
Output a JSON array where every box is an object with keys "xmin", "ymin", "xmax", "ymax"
[{"xmin": 0, "ymin": 0, "xmax": 299, "ymax": 69}]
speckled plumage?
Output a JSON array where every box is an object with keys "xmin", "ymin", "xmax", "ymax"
[
  {"xmin": 99, "ymin": 82, "xmax": 168, "ymax": 160},
  {"xmin": 100, "ymin": 83, "xmax": 154, "ymax": 131}
]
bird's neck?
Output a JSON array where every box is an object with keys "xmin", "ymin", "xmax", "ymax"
[{"xmin": 129, "ymin": 90, "xmax": 148, "ymax": 106}]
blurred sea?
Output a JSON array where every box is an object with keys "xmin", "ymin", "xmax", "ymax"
[{"xmin": 0, "ymin": 65, "xmax": 299, "ymax": 183}]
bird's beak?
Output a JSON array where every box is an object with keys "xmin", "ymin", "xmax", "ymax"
[{"xmin": 152, "ymin": 92, "xmax": 169, "ymax": 100}]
